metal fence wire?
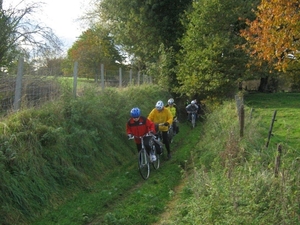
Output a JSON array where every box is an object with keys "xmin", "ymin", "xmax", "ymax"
[{"xmin": 0, "ymin": 59, "xmax": 152, "ymax": 115}]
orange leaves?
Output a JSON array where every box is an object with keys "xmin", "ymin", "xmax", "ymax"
[{"xmin": 240, "ymin": 0, "xmax": 300, "ymax": 71}]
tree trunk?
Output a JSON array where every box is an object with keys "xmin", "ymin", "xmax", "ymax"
[{"xmin": 258, "ymin": 76, "xmax": 268, "ymax": 92}]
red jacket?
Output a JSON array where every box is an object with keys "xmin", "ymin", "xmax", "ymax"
[{"xmin": 126, "ymin": 116, "xmax": 156, "ymax": 144}]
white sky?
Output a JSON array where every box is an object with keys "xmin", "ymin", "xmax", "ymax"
[{"xmin": 3, "ymin": 0, "xmax": 89, "ymax": 52}]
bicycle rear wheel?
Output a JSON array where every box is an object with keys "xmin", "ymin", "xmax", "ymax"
[{"xmin": 138, "ymin": 149, "xmax": 150, "ymax": 180}]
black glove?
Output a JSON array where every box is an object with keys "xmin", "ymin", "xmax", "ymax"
[{"xmin": 164, "ymin": 122, "xmax": 169, "ymax": 126}]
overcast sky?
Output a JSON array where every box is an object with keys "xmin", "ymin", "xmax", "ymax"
[{"xmin": 4, "ymin": 0, "xmax": 89, "ymax": 52}]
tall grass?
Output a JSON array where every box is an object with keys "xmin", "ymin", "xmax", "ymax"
[
  {"xmin": 0, "ymin": 84, "xmax": 170, "ymax": 224},
  {"xmin": 168, "ymin": 93, "xmax": 300, "ymax": 224}
]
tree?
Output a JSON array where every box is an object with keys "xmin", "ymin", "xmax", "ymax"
[
  {"xmin": 0, "ymin": 1, "xmax": 62, "ymax": 69},
  {"xmin": 35, "ymin": 57, "xmax": 64, "ymax": 76},
  {"xmin": 65, "ymin": 27, "xmax": 122, "ymax": 79},
  {"xmin": 240, "ymin": 0, "xmax": 300, "ymax": 72},
  {"xmin": 90, "ymin": 0, "xmax": 192, "ymax": 74},
  {"xmin": 175, "ymin": 0, "xmax": 257, "ymax": 99}
]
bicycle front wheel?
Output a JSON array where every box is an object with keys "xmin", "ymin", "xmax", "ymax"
[
  {"xmin": 168, "ymin": 126, "xmax": 174, "ymax": 143},
  {"xmin": 138, "ymin": 149, "xmax": 150, "ymax": 180},
  {"xmin": 192, "ymin": 114, "xmax": 196, "ymax": 129}
]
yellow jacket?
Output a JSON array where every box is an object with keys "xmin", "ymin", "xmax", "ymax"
[{"xmin": 148, "ymin": 107, "xmax": 173, "ymax": 132}]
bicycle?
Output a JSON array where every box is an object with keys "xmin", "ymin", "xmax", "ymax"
[
  {"xmin": 156, "ymin": 123, "xmax": 172, "ymax": 145},
  {"xmin": 187, "ymin": 111, "xmax": 197, "ymax": 129},
  {"xmin": 129, "ymin": 133, "xmax": 160, "ymax": 180},
  {"xmin": 168, "ymin": 118, "xmax": 178, "ymax": 143}
]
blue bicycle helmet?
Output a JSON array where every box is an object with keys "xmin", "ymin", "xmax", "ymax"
[{"xmin": 130, "ymin": 107, "xmax": 141, "ymax": 118}]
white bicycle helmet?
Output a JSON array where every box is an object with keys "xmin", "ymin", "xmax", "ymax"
[
  {"xmin": 191, "ymin": 100, "xmax": 196, "ymax": 104},
  {"xmin": 168, "ymin": 98, "xmax": 174, "ymax": 105},
  {"xmin": 155, "ymin": 100, "xmax": 164, "ymax": 111}
]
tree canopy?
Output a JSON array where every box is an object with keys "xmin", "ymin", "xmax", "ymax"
[
  {"xmin": 65, "ymin": 26, "xmax": 122, "ymax": 78},
  {"xmin": 92, "ymin": 0, "xmax": 192, "ymax": 70},
  {"xmin": 240, "ymin": 0, "xmax": 300, "ymax": 72},
  {"xmin": 175, "ymin": 0, "xmax": 257, "ymax": 99}
]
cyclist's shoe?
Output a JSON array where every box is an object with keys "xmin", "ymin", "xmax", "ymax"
[
  {"xmin": 150, "ymin": 154, "xmax": 157, "ymax": 162},
  {"xmin": 167, "ymin": 153, "xmax": 172, "ymax": 160}
]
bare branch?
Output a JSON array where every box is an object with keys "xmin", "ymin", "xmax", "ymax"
[{"xmin": 0, "ymin": 1, "xmax": 63, "ymax": 67}]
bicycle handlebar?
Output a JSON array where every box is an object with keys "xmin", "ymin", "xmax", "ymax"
[
  {"xmin": 187, "ymin": 111, "xmax": 197, "ymax": 114},
  {"xmin": 158, "ymin": 123, "xmax": 167, "ymax": 126},
  {"xmin": 128, "ymin": 132, "xmax": 155, "ymax": 140}
]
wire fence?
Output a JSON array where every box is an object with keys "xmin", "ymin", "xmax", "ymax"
[{"xmin": 0, "ymin": 58, "xmax": 152, "ymax": 116}]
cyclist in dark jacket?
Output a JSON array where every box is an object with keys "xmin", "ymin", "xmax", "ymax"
[
  {"xmin": 186, "ymin": 100, "xmax": 199, "ymax": 121},
  {"xmin": 126, "ymin": 107, "xmax": 156, "ymax": 161}
]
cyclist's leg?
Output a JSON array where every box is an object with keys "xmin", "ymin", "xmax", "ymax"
[
  {"xmin": 162, "ymin": 131, "xmax": 171, "ymax": 159},
  {"xmin": 187, "ymin": 113, "xmax": 191, "ymax": 121},
  {"xmin": 172, "ymin": 121, "xmax": 177, "ymax": 134},
  {"xmin": 143, "ymin": 136, "xmax": 152, "ymax": 154},
  {"xmin": 136, "ymin": 143, "xmax": 142, "ymax": 153}
]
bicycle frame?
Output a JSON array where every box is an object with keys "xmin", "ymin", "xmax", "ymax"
[
  {"xmin": 188, "ymin": 111, "xmax": 197, "ymax": 128},
  {"xmin": 156, "ymin": 123, "xmax": 170, "ymax": 146},
  {"xmin": 129, "ymin": 133, "xmax": 159, "ymax": 180},
  {"xmin": 168, "ymin": 118, "xmax": 178, "ymax": 143}
]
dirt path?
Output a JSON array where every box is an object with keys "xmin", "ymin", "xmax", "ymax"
[
  {"xmin": 88, "ymin": 122, "xmax": 199, "ymax": 225},
  {"xmin": 153, "ymin": 123, "xmax": 198, "ymax": 225},
  {"xmin": 152, "ymin": 177, "xmax": 188, "ymax": 225}
]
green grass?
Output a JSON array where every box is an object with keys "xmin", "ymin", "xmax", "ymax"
[
  {"xmin": 166, "ymin": 92, "xmax": 300, "ymax": 225},
  {"xmin": 244, "ymin": 92, "xmax": 300, "ymax": 150},
  {"xmin": 1, "ymin": 89, "xmax": 300, "ymax": 225},
  {"xmin": 31, "ymin": 120, "xmax": 202, "ymax": 225}
]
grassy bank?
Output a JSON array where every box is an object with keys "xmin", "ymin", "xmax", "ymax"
[
  {"xmin": 2, "ymin": 88, "xmax": 299, "ymax": 224},
  {"xmin": 0, "ymin": 84, "xmax": 171, "ymax": 224},
  {"xmin": 164, "ymin": 92, "xmax": 300, "ymax": 224}
]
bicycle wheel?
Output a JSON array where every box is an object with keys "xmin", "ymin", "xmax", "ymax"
[
  {"xmin": 168, "ymin": 126, "xmax": 174, "ymax": 143},
  {"xmin": 192, "ymin": 114, "xmax": 196, "ymax": 128},
  {"xmin": 138, "ymin": 149, "xmax": 150, "ymax": 180},
  {"xmin": 152, "ymin": 146, "xmax": 160, "ymax": 170}
]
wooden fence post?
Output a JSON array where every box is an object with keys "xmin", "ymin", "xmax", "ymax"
[
  {"xmin": 73, "ymin": 61, "xmax": 78, "ymax": 98},
  {"xmin": 138, "ymin": 71, "xmax": 140, "ymax": 86},
  {"xmin": 266, "ymin": 110, "xmax": 277, "ymax": 148},
  {"xmin": 101, "ymin": 64, "xmax": 104, "ymax": 91},
  {"xmin": 119, "ymin": 67, "xmax": 122, "ymax": 88},
  {"xmin": 274, "ymin": 144, "xmax": 282, "ymax": 177},
  {"xmin": 239, "ymin": 104, "xmax": 244, "ymax": 137},
  {"xmin": 129, "ymin": 69, "xmax": 132, "ymax": 84},
  {"xmin": 13, "ymin": 57, "xmax": 24, "ymax": 112}
]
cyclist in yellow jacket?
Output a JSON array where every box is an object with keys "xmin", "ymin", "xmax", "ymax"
[
  {"xmin": 148, "ymin": 100, "xmax": 173, "ymax": 160},
  {"xmin": 165, "ymin": 98, "xmax": 179, "ymax": 135}
]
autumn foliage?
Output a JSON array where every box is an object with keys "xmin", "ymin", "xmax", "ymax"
[{"xmin": 240, "ymin": 0, "xmax": 300, "ymax": 71}]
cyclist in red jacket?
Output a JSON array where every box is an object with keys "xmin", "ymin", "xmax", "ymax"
[{"xmin": 126, "ymin": 107, "xmax": 157, "ymax": 161}]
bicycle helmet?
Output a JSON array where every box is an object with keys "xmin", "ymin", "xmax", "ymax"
[
  {"xmin": 130, "ymin": 107, "xmax": 141, "ymax": 118},
  {"xmin": 191, "ymin": 100, "xmax": 196, "ymax": 105},
  {"xmin": 168, "ymin": 98, "xmax": 174, "ymax": 105},
  {"xmin": 155, "ymin": 100, "xmax": 164, "ymax": 111}
]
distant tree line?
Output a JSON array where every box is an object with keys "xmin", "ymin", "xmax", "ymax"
[{"xmin": 1, "ymin": 0, "xmax": 300, "ymax": 102}]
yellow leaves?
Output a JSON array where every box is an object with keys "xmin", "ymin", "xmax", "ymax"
[{"xmin": 240, "ymin": 0, "xmax": 300, "ymax": 71}]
